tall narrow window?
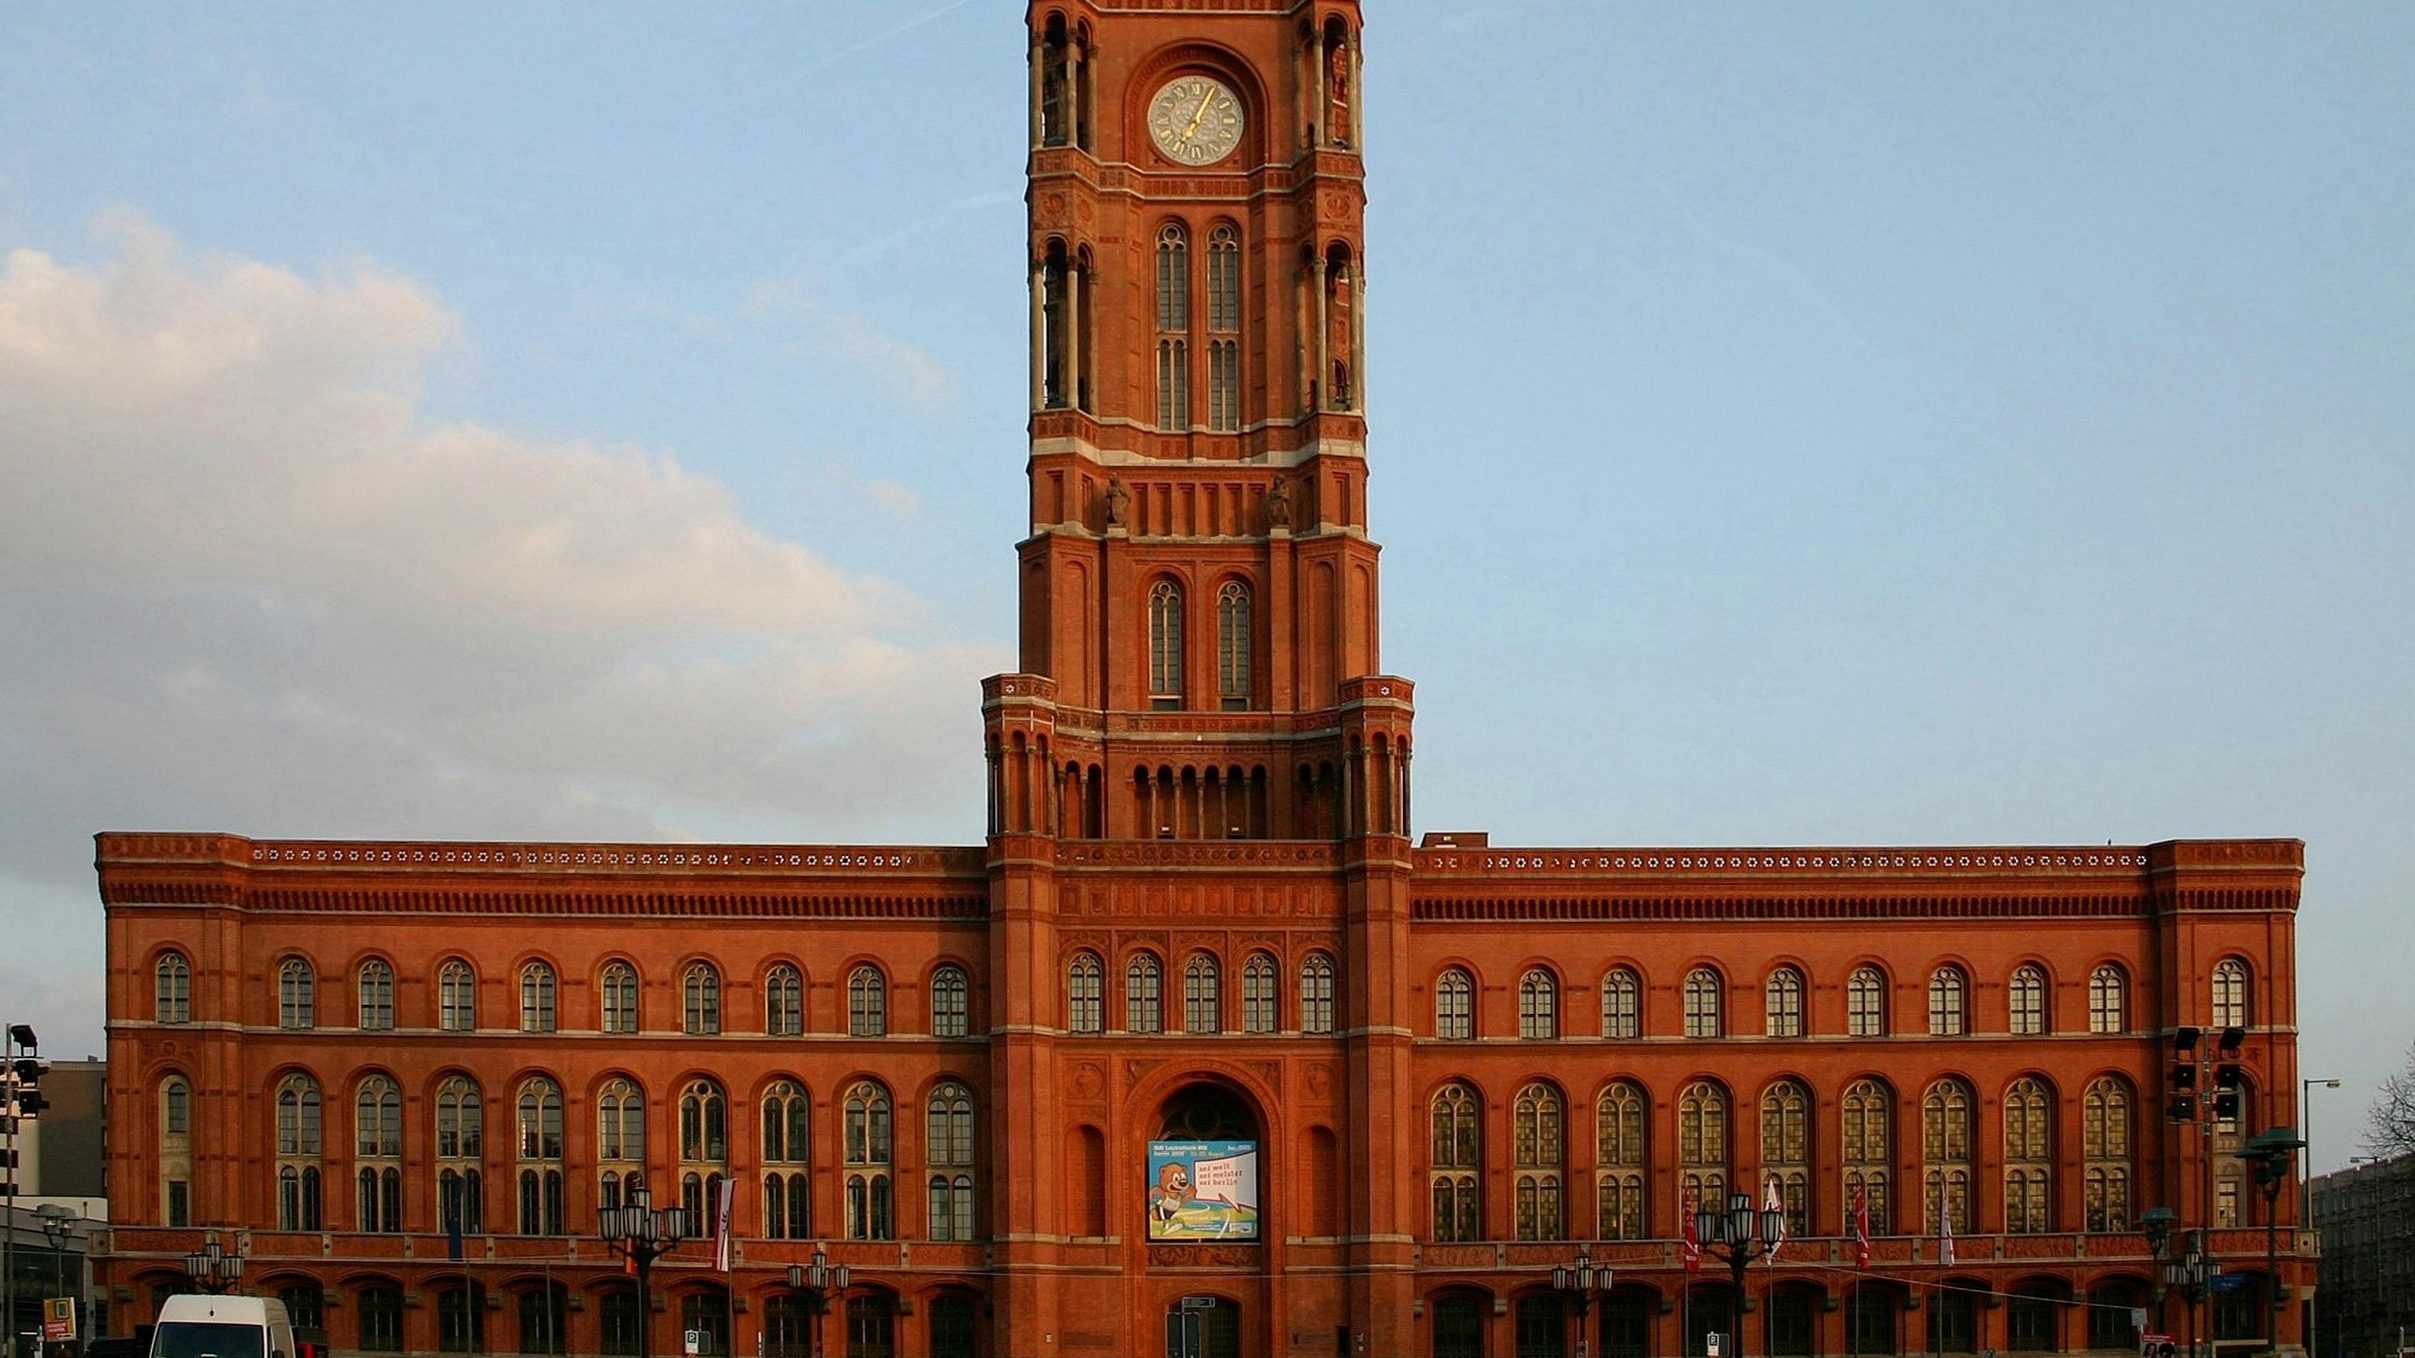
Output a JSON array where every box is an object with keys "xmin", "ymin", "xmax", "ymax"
[
  {"xmin": 848, "ymin": 965, "xmax": 888, "ymax": 1038},
  {"xmin": 275, "ymin": 1075, "xmax": 324, "ymax": 1231},
  {"xmin": 357, "ymin": 959, "xmax": 393, "ymax": 1030},
  {"xmin": 1206, "ymin": 224, "xmax": 1241, "ymax": 431},
  {"xmin": 683, "ymin": 963, "xmax": 722, "ymax": 1036},
  {"xmin": 601, "ymin": 961, "xmax": 639, "ymax": 1034},
  {"xmin": 1928, "ymin": 966, "xmax": 1969, "ymax": 1036},
  {"xmin": 1847, "ymin": 965, "xmax": 1888, "ymax": 1037},
  {"xmin": 679, "ymin": 1079, "xmax": 728, "ymax": 1225},
  {"xmin": 520, "ymin": 963, "xmax": 557, "ymax": 1034},
  {"xmin": 926, "ymin": 1081, "xmax": 976, "ymax": 1242},
  {"xmin": 160, "ymin": 1076, "xmax": 194, "ymax": 1225},
  {"xmin": 1148, "ymin": 581, "xmax": 1184, "ymax": 709},
  {"xmin": 1764, "ymin": 967, "xmax": 1805, "ymax": 1038},
  {"xmin": 596, "ymin": 1079, "xmax": 645, "ymax": 1212},
  {"xmin": 1683, "ymin": 967, "xmax": 1724, "ymax": 1039},
  {"xmin": 1922, "ymin": 1078, "xmax": 1975, "ymax": 1234},
  {"xmin": 2009, "ymin": 963, "xmax": 2047, "ymax": 1036},
  {"xmin": 1430, "ymin": 1083, "xmax": 1480, "ymax": 1242},
  {"xmin": 279, "ymin": 958, "xmax": 316, "ymax": 1029},
  {"xmin": 1595, "ymin": 1081, "xmax": 1646, "ymax": 1240},
  {"xmin": 2083, "ymin": 1077, "xmax": 2133, "ymax": 1232},
  {"xmin": 2004, "ymin": 1077, "xmax": 2053, "ymax": 1233},
  {"xmin": 2210, "ymin": 959, "xmax": 2250, "ymax": 1028},
  {"xmin": 1299, "ymin": 952, "xmax": 1336, "ymax": 1035},
  {"xmin": 1125, "ymin": 953, "xmax": 1163, "ymax": 1034},
  {"xmin": 930, "ymin": 964, "xmax": 969, "ymax": 1038},
  {"xmin": 1041, "ymin": 242, "xmax": 1084, "ymax": 411},
  {"xmin": 156, "ymin": 951, "xmax": 192, "ymax": 1024},
  {"xmin": 1601, "ymin": 967, "xmax": 1640, "ymax": 1039},
  {"xmin": 761, "ymin": 1080, "xmax": 811, "ymax": 1240},
  {"xmin": 1512, "ymin": 1083, "xmax": 1564, "ymax": 1241},
  {"xmin": 1842, "ymin": 1079, "xmax": 1893, "ymax": 1234},
  {"xmin": 1519, "ymin": 969, "xmax": 1559, "ymax": 1039},
  {"xmin": 1435, "ymin": 967, "xmax": 1473, "ymax": 1040},
  {"xmin": 2089, "ymin": 964, "xmax": 2128, "ymax": 1035},
  {"xmin": 1677, "ymin": 1081, "xmax": 1730, "ymax": 1208},
  {"xmin": 515, "ymin": 1077, "xmax": 566, "ymax": 1235},
  {"xmin": 1068, "ymin": 952, "xmax": 1104, "ymax": 1035},
  {"xmin": 1216, "ymin": 581, "xmax": 1252, "ymax": 710},
  {"xmin": 436, "ymin": 1075, "xmax": 485, "ymax": 1235},
  {"xmin": 1155, "ymin": 224, "xmax": 1190, "ymax": 429},
  {"xmin": 1760, "ymin": 1080, "xmax": 1811, "ymax": 1236},
  {"xmin": 355, "ymin": 1075, "xmax": 403, "ymax": 1233},
  {"xmin": 1241, "ymin": 953, "xmax": 1279, "ymax": 1034},
  {"xmin": 438, "ymin": 960, "xmax": 477, "ymax": 1032},
  {"xmin": 1183, "ymin": 953, "xmax": 1221, "ymax": 1034},
  {"xmin": 844, "ymin": 1081, "xmax": 894, "ymax": 1240},
  {"xmin": 765, "ymin": 964, "xmax": 803, "ymax": 1037}
]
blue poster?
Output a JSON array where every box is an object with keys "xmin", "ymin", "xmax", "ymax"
[{"xmin": 1146, "ymin": 1140, "xmax": 1260, "ymax": 1240}]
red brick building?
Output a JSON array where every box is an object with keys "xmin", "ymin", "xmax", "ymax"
[{"xmin": 95, "ymin": 5, "xmax": 2310, "ymax": 1358}]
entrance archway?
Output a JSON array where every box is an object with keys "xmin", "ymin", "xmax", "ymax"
[{"xmin": 1167, "ymin": 1297, "xmax": 1240, "ymax": 1358}]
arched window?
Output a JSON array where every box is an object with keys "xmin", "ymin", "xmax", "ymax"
[
  {"xmin": 357, "ymin": 958, "xmax": 394, "ymax": 1031},
  {"xmin": 1183, "ymin": 953, "xmax": 1221, "ymax": 1034},
  {"xmin": 765, "ymin": 964, "xmax": 803, "ymax": 1037},
  {"xmin": 1299, "ymin": 952, "xmax": 1336, "ymax": 1035},
  {"xmin": 848, "ymin": 965, "xmax": 887, "ymax": 1038},
  {"xmin": 1683, "ymin": 967, "xmax": 1723, "ymax": 1039},
  {"xmin": 1241, "ymin": 953, "xmax": 1279, "ymax": 1034},
  {"xmin": 2083, "ymin": 1077, "xmax": 2133, "ymax": 1232},
  {"xmin": 596, "ymin": 1078, "xmax": 645, "ymax": 1212},
  {"xmin": 1033, "ymin": 13, "xmax": 1088, "ymax": 151},
  {"xmin": 520, "ymin": 962, "xmax": 557, "ymax": 1034},
  {"xmin": 275, "ymin": 1074, "xmax": 323, "ymax": 1231},
  {"xmin": 930, "ymin": 964, "xmax": 969, "ymax": 1038},
  {"xmin": 1928, "ymin": 966, "xmax": 1969, "ymax": 1036},
  {"xmin": 438, "ymin": 960, "xmax": 477, "ymax": 1032},
  {"xmin": 2211, "ymin": 958, "xmax": 2250, "ymax": 1028},
  {"xmin": 601, "ymin": 961, "xmax": 639, "ymax": 1034},
  {"xmin": 1512, "ymin": 1083, "xmax": 1564, "ymax": 1241},
  {"xmin": 1921, "ymin": 1078, "xmax": 1975, "ymax": 1234},
  {"xmin": 1847, "ymin": 965, "xmax": 1888, "ymax": 1037},
  {"xmin": 1435, "ymin": 967, "xmax": 1473, "ymax": 1040},
  {"xmin": 1677, "ymin": 1081, "xmax": 1730, "ymax": 1207},
  {"xmin": 155, "ymin": 951, "xmax": 192, "ymax": 1024},
  {"xmin": 1765, "ymin": 967, "xmax": 1805, "ymax": 1038},
  {"xmin": 1600, "ymin": 967, "xmax": 1640, "ymax": 1039},
  {"xmin": 926, "ymin": 1081, "xmax": 976, "ymax": 1241},
  {"xmin": 1842, "ymin": 1079, "xmax": 1893, "ymax": 1234},
  {"xmin": 2004, "ymin": 1077, "xmax": 2053, "ymax": 1233},
  {"xmin": 435, "ymin": 1074, "xmax": 484, "ymax": 1234},
  {"xmin": 1125, "ymin": 952, "xmax": 1163, "ymax": 1034},
  {"xmin": 354, "ymin": 1075, "xmax": 402, "ymax": 1233},
  {"xmin": 1518, "ymin": 968, "xmax": 1559, "ymax": 1039},
  {"xmin": 278, "ymin": 958, "xmax": 316, "ymax": 1029},
  {"xmin": 1147, "ymin": 580, "xmax": 1184, "ymax": 708},
  {"xmin": 1155, "ymin": 224, "xmax": 1190, "ymax": 430},
  {"xmin": 515, "ymin": 1077, "xmax": 565, "ymax": 1235},
  {"xmin": 1429, "ymin": 1083, "xmax": 1480, "ymax": 1242},
  {"xmin": 1216, "ymin": 580, "xmax": 1252, "ymax": 709},
  {"xmin": 159, "ymin": 1075, "xmax": 193, "ymax": 1226},
  {"xmin": 164, "ymin": 1077, "xmax": 191, "ymax": 1136},
  {"xmin": 1761, "ymin": 1080, "xmax": 1811, "ymax": 1236},
  {"xmin": 683, "ymin": 963, "xmax": 722, "ymax": 1036},
  {"xmin": 2009, "ymin": 963, "xmax": 2048, "ymax": 1036},
  {"xmin": 1206, "ymin": 224, "xmax": 1241, "ymax": 431},
  {"xmin": 843, "ymin": 1081, "xmax": 894, "ymax": 1240},
  {"xmin": 1067, "ymin": 952, "xmax": 1104, "ymax": 1034},
  {"xmin": 2089, "ymin": 964, "xmax": 2128, "ymax": 1035},
  {"xmin": 762, "ymin": 1079, "xmax": 811, "ymax": 1240},
  {"xmin": 1595, "ymin": 1081, "xmax": 1646, "ymax": 1240},
  {"xmin": 679, "ymin": 1078, "xmax": 729, "ymax": 1226}
]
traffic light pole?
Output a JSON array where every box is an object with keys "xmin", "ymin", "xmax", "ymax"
[{"xmin": 4, "ymin": 1023, "xmax": 48, "ymax": 1358}]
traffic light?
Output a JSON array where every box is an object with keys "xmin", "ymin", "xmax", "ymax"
[
  {"xmin": 3, "ymin": 1053, "xmax": 46, "ymax": 1116},
  {"xmin": 2214, "ymin": 1063, "xmax": 2244, "ymax": 1089},
  {"xmin": 2171, "ymin": 1064, "xmax": 2197, "ymax": 1088},
  {"xmin": 2168, "ymin": 1095, "xmax": 2197, "ymax": 1121},
  {"xmin": 2212, "ymin": 1091, "xmax": 2242, "ymax": 1119}
]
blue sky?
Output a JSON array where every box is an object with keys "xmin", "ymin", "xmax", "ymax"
[{"xmin": 2, "ymin": 3, "xmax": 2408, "ymax": 1173}]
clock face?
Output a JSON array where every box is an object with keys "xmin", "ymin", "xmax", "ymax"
[{"xmin": 1148, "ymin": 75, "xmax": 1244, "ymax": 166}]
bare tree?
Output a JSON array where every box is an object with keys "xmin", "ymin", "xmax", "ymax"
[{"xmin": 2366, "ymin": 1040, "xmax": 2415, "ymax": 1157}]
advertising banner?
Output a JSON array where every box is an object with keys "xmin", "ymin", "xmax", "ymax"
[{"xmin": 1146, "ymin": 1140, "xmax": 1259, "ymax": 1240}]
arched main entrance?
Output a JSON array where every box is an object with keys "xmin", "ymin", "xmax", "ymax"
[{"xmin": 1167, "ymin": 1296, "xmax": 1241, "ymax": 1358}]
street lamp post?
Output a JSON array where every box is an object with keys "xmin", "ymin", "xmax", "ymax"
[
  {"xmin": 34, "ymin": 1206, "xmax": 73, "ymax": 1354},
  {"xmin": 2142, "ymin": 1207, "xmax": 2179, "ymax": 1343},
  {"xmin": 2301, "ymin": 1078, "xmax": 2340, "ymax": 1358},
  {"xmin": 2143, "ymin": 1209, "xmax": 2207, "ymax": 1358},
  {"xmin": 1551, "ymin": 1247, "xmax": 1610, "ymax": 1358},
  {"xmin": 2245, "ymin": 1129, "xmax": 2306, "ymax": 1358},
  {"xmin": 786, "ymin": 1249, "xmax": 849, "ymax": 1358},
  {"xmin": 179, "ymin": 1237, "xmax": 246, "ymax": 1295},
  {"xmin": 599, "ymin": 1185, "xmax": 691, "ymax": 1358},
  {"xmin": 1695, "ymin": 1191, "xmax": 1787, "ymax": 1358}
]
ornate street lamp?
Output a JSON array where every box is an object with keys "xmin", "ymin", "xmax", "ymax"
[
  {"xmin": 786, "ymin": 1248, "xmax": 850, "ymax": 1358},
  {"xmin": 180, "ymin": 1236, "xmax": 246, "ymax": 1295},
  {"xmin": 1695, "ymin": 1191, "xmax": 1787, "ymax": 1358},
  {"xmin": 1551, "ymin": 1246, "xmax": 1610, "ymax": 1358},
  {"xmin": 2245, "ymin": 1127, "xmax": 2307, "ymax": 1356},
  {"xmin": 599, "ymin": 1185, "xmax": 690, "ymax": 1358}
]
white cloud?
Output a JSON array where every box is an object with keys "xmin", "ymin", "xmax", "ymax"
[{"xmin": 740, "ymin": 276, "xmax": 954, "ymax": 409}]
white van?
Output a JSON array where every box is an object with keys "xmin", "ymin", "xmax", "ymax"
[{"xmin": 148, "ymin": 1296, "xmax": 296, "ymax": 1358}]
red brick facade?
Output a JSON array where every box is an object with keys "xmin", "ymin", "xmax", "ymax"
[{"xmin": 96, "ymin": 6, "xmax": 2308, "ymax": 1358}]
